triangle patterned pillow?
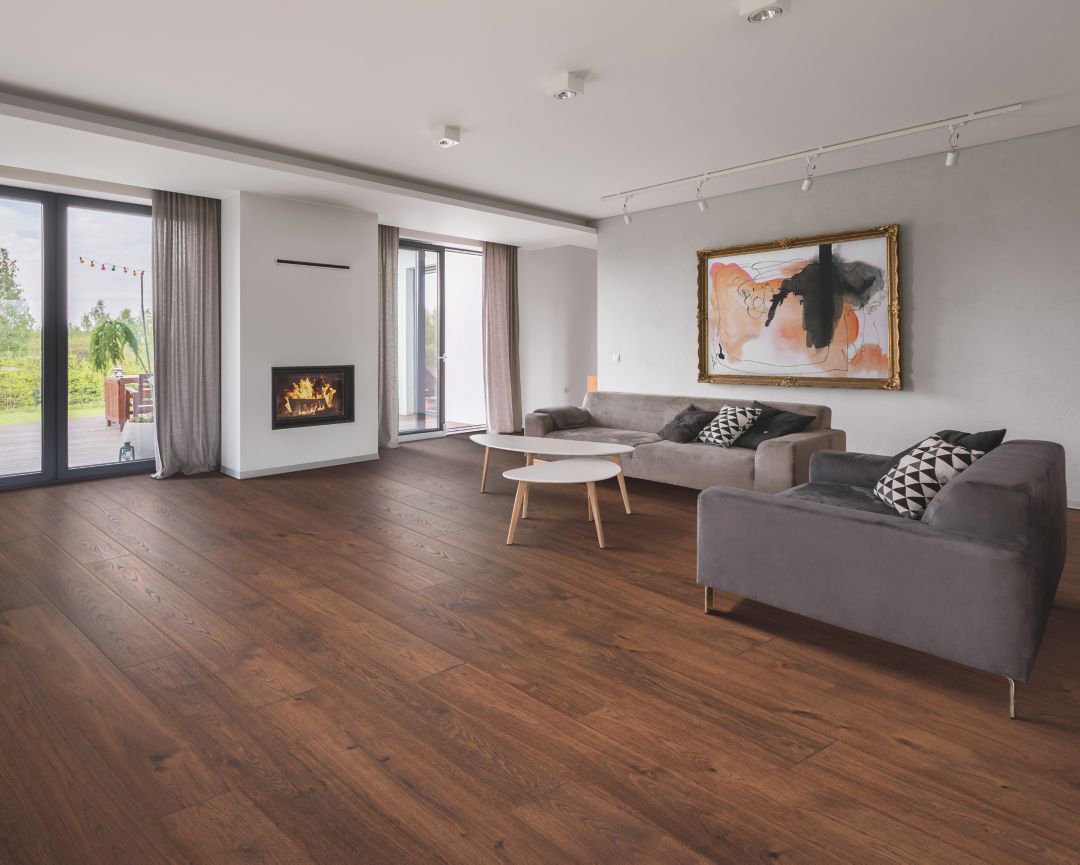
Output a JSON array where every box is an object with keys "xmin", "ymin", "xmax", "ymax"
[
  {"xmin": 698, "ymin": 406, "xmax": 762, "ymax": 448},
  {"xmin": 874, "ymin": 434, "xmax": 985, "ymax": 518}
]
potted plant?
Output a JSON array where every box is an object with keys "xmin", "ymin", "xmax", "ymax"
[{"xmin": 127, "ymin": 411, "xmax": 156, "ymax": 462}]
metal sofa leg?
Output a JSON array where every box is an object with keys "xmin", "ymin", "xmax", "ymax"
[
  {"xmin": 1008, "ymin": 677, "xmax": 1016, "ymax": 720},
  {"xmin": 704, "ymin": 586, "xmax": 720, "ymax": 616}
]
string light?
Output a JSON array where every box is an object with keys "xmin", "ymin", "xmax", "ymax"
[{"xmin": 77, "ymin": 256, "xmax": 146, "ymax": 277}]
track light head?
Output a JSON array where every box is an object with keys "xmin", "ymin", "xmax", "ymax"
[
  {"xmin": 801, "ymin": 153, "xmax": 818, "ymax": 192},
  {"xmin": 945, "ymin": 124, "xmax": 961, "ymax": 167},
  {"xmin": 696, "ymin": 178, "xmax": 709, "ymax": 212},
  {"xmin": 622, "ymin": 196, "xmax": 633, "ymax": 224}
]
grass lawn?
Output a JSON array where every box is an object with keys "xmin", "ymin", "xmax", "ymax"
[{"xmin": 0, "ymin": 403, "xmax": 104, "ymax": 426}]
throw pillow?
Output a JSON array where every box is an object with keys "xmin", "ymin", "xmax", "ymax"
[
  {"xmin": 874, "ymin": 434, "xmax": 985, "ymax": 518},
  {"xmin": 886, "ymin": 428, "xmax": 1006, "ymax": 472},
  {"xmin": 936, "ymin": 429, "xmax": 1006, "ymax": 452},
  {"xmin": 658, "ymin": 405, "xmax": 718, "ymax": 443},
  {"xmin": 698, "ymin": 405, "xmax": 762, "ymax": 448},
  {"xmin": 733, "ymin": 401, "xmax": 815, "ymax": 449}
]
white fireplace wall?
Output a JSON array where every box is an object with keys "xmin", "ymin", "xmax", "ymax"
[{"xmin": 221, "ymin": 192, "xmax": 378, "ymax": 478}]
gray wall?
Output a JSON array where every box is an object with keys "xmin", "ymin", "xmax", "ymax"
[
  {"xmin": 597, "ymin": 126, "xmax": 1080, "ymax": 502},
  {"xmin": 519, "ymin": 245, "xmax": 597, "ymax": 412}
]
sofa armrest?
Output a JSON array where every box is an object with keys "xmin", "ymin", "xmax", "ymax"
[
  {"xmin": 524, "ymin": 411, "xmax": 556, "ymax": 437},
  {"xmin": 754, "ymin": 429, "xmax": 847, "ymax": 493},
  {"xmin": 810, "ymin": 450, "xmax": 893, "ymax": 488},
  {"xmin": 696, "ymin": 486, "xmax": 1042, "ymax": 680}
]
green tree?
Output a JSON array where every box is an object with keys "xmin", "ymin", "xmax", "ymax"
[
  {"xmin": 89, "ymin": 318, "xmax": 139, "ymax": 374},
  {"xmin": 80, "ymin": 299, "xmax": 108, "ymax": 332},
  {"xmin": 0, "ymin": 247, "xmax": 37, "ymax": 355}
]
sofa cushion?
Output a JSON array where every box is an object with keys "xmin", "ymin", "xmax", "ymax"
[
  {"xmin": 545, "ymin": 426, "xmax": 662, "ymax": 448},
  {"xmin": 658, "ymin": 405, "xmax": 718, "ymax": 443},
  {"xmin": 778, "ymin": 482, "xmax": 900, "ymax": 517},
  {"xmin": 875, "ymin": 435, "xmax": 985, "ymax": 518},
  {"xmin": 698, "ymin": 406, "xmax": 762, "ymax": 447},
  {"xmin": 733, "ymin": 402, "xmax": 816, "ymax": 449},
  {"xmin": 533, "ymin": 405, "xmax": 589, "ymax": 429},
  {"xmin": 630, "ymin": 441, "xmax": 755, "ymax": 490}
]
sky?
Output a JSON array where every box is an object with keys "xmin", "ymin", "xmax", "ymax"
[{"xmin": 0, "ymin": 196, "xmax": 152, "ymax": 326}]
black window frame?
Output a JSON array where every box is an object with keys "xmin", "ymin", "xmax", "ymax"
[{"xmin": 0, "ymin": 183, "xmax": 155, "ymax": 491}]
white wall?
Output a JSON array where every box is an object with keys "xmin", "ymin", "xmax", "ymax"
[
  {"xmin": 221, "ymin": 193, "xmax": 378, "ymax": 478},
  {"xmin": 597, "ymin": 126, "xmax": 1080, "ymax": 501},
  {"xmin": 519, "ymin": 245, "xmax": 597, "ymax": 413}
]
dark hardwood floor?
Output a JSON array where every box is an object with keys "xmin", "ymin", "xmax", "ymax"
[{"xmin": 1, "ymin": 435, "xmax": 1078, "ymax": 864}]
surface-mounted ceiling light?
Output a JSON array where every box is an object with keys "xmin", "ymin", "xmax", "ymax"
[
  {"xmin": 622, "ymin": 196, "xmax": 633, "ymax": 225},
  {"xmin": 801, "ymin": 153, "xmax": 818, "ymax": 192},
  {"xmin": 739, "ymin": 0, "xmax": 789, "ymax": 23},
  {"xmin": 547, "ymin": 72, "xmax": 585, "ymax": 101},
  {"xmin": 696, "ymin": 178, "xmax": 709, "ymax": 211},
  {"xmin": 433, "ymin": 124, "xmax": 461, "ymax": 148},
  {"xmin": 945, "ymin": 124, "xmax": 961, "ymax": 167}
]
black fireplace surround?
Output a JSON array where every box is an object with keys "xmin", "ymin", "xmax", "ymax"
[{"xmin": 271, "ymin": 365, "xmax": 355, "ymax": 430}]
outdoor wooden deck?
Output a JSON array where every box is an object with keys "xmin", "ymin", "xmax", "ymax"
[{"xmin": 0, "ymin": 415, "xmax": 134, "ymax": 476}]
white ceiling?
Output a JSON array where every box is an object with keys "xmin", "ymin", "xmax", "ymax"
[{"xmin": 1, "ymin": 0, "xmax": 1079, "ymax": 223}]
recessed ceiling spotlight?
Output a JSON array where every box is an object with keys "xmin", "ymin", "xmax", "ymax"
[
  {"xmin": 547, "ymin": 72, "xmax": 585, "ymax": 101},
  {"xmin": 432, "ymin": 124, "xmax": 461, "ymax": 148},
  {"xmin": 739, "ymin": 0, "xmax": 789, "ymax": 23}
]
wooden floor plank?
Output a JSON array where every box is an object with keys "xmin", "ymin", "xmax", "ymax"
[
  {"xmin": 0, "ymin": 436, "xmax": 1076, "ymax": 864},
  {"xmin": 1, "ymin": 536, "xmax": 176, "ymax": 668},
  {"xmin": 0, "ymin": 604, "xmax": 228, "ymax": 818},
  {"xmin": 0, "ymin": 646, "xmax": 188, "ymax": 865},
  {"xmin": 89, "ymin": 555, "xmax": 312, "ymax": 706},
  {"xmin": 128, "ymin": 653, "xmax": 444, "ymax": 864},
  {"xmin": 160, "ymin": 789, "xmax": 318, "ymax": 865}
]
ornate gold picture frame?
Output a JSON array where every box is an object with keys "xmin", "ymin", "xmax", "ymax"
[{"xmin": 697, "ymin": 224, "xmax": 900, "ymax": 389}]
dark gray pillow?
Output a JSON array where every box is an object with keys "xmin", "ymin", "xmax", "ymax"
[
  {"xmin": 658, "ymin": 405, "xmax": 717, "ymax": 443},
  {"xmin": 885, "ymin": 428, "xmax": 1006, "ymax": 473},
  {"xmin": 733, "ymin": 402, "xmax": 815, "ymax": 449}
]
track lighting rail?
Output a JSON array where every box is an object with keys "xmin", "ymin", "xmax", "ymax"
[{"xmin": 602, "ymin": 103, "xmax": 1022, "ymax": 203}]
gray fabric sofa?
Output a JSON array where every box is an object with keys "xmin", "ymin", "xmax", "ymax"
[
  {"xmin": 524, "ymin": 391, "xmax": 846, "ymax": 493},
  {"xmin": 697, "ymin": 440, "xmax": 1067, "ymax": 709}
]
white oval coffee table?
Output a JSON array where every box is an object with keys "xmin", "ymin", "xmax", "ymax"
[
  {"xmin": 470, "ymin": 433, "xmax": 634, "ymax": 515},
  {"xmin": 503, "ymin": 458, "xmax": 622, "ymax": 548}
]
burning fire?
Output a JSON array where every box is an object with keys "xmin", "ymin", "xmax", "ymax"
[{"xmin": 282, "ymin": 376, "xmax": 337, "ymax": 416}]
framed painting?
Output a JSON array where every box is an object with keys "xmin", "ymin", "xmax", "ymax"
[{"xmin": 697, "ymin": 224, "xmax": 900, "ymax": 389}]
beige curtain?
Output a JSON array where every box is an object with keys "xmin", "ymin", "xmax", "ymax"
[
  {"xmin": 378, "ymin": 225, "xmax": 400, "ymax": 448},
  {"xmin": 151, "ymin": 191, "xmax": 221, "ymax": 478},
  {"xmin": 482, "ymin": 242, "xmax": 522, "ymax": 433}
]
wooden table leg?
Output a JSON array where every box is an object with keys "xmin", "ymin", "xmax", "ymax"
[
  {"xmin": 506, "ymin": 482, "xmax": 527, "ymax": 545},
  {"xmin": 523, "ymin": 454, "xmax": 533, "ymax": 518},
  {"xmin": 587, "ymin": 482, "xmax": 606, "ymax": 548},
  {"xmin": 480, "ymin": 447, "xmax": 491, "ymax": 493},
  {"xmin": 587, "ymin": 487, "xmax": 593, "ymax": 521},
  {"xmin": 612, "ymin": 454, "xmax": 632, "ymax": 515}
]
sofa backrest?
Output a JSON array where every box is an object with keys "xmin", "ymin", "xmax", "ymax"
[{"xmin": 582, "ymin": 391, "xmax": 832, "ymax": 433}]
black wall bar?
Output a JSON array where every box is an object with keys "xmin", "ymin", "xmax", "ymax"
[{"xmin": 275, "ymin": 258, "xmax": 351, "ymax": 270}]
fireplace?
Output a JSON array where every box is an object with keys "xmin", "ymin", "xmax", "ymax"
[{"xmin": 271, "ymin": 365, "xmax": 354, "ymax": 429}]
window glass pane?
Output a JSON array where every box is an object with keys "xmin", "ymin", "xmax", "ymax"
[
  {"xmin": 0, "ymin": 196, "xmax": 44, "ymax": 477},
  {"xmin": 443, "ymin": 250, "xmax": 485, "ymax": 429},
  {"xmin": 66, "ymin": 206, "xmax": 154, "ymax": 467}
]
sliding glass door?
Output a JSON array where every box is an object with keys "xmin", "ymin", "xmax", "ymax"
[
  {"xmin": 0, "ymin": 184, "xmax": 154, "ymax": 490},
  {"xmin": 0, "ymin": 189, "xmax": 46, "ymax": 480},
  {"xmin": 397, "ymin": 240, "xmax": 485, "ymax": 438},
  {"xmin": 397, "ymin": 243, "xmax": 441, "ymax": 434},
  {"xmin": 443, "ymin": 248, "xmax": 485, "ymax": 430}
]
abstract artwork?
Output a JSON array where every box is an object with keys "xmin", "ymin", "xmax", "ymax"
[{"xmin": 697, "ymin": 225, "xmax": 900, "ymax": 389}]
